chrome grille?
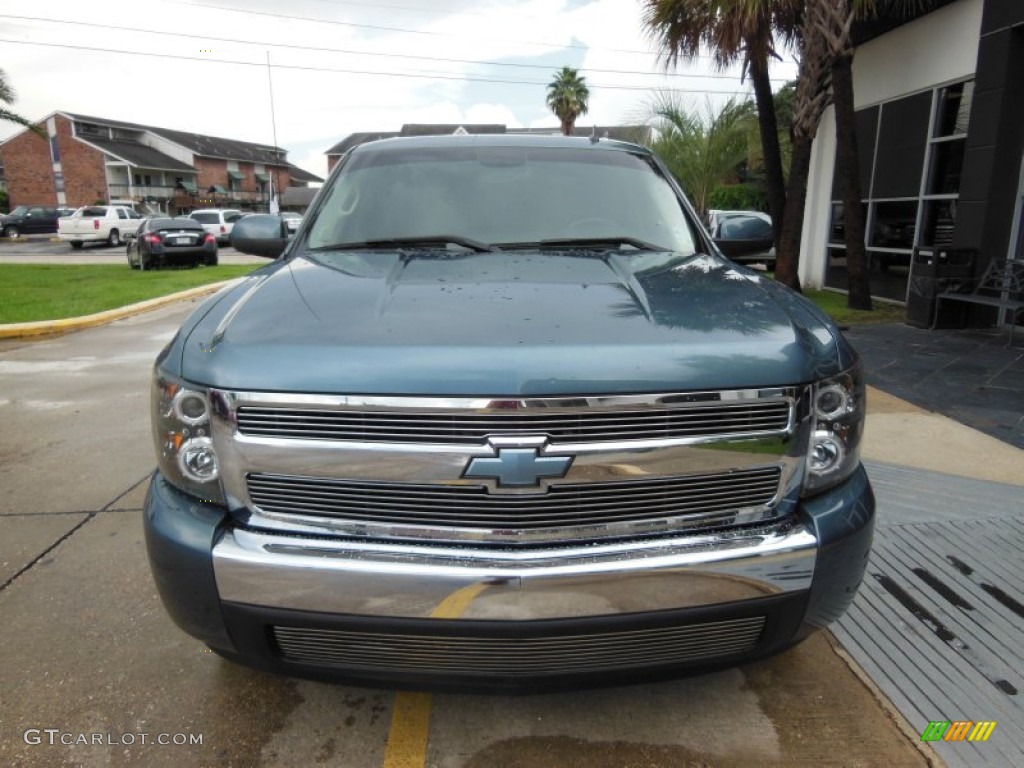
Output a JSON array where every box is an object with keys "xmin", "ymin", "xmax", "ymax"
[
  {"xmin": 272, "ymin": 616, "xmax": 766, "ymax": 675},
  {"xmin": 236, "ymin": 400, "xmax": 791, "ymax": 444},
  {"xmin": 246, "ymin": 466, "xmax": 782, "ymax": 531}
]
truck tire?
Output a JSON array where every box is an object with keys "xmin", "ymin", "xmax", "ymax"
[
  {"xmin": 108, "ymin": 229, "xmax": 121, "ymax": 247},
  {"xmin": 70, "ymin": 241, "xmax": 83, "ymax": 250},
  {"xmin": 3, "ymin": 225, "xmax": 19, "ymax": 238}
]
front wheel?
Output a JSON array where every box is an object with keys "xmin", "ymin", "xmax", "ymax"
[
  {"xmin": 107, "ymin": 229, "xmax": 121, "ymax": 247},
  {"xmin": 3, "ymin": 225, "xmax": 19, "ymax": 238}
]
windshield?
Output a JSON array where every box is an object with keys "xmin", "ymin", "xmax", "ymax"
[
  {"xmin": 306, "ymin": 145, "xmax": 698, "ymax": 253},
  {"xmin": 9, "ymin": 206, "xmax": 29, "ymax": 216}
]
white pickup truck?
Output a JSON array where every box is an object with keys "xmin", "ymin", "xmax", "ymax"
[{"xmin": 58, "ymin": 205, "xmax": 143, "ymax": 249}]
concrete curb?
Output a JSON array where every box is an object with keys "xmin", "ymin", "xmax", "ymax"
[{"xmin": 0, "ymin": 280, "xmax": 237, "ymax": 339}]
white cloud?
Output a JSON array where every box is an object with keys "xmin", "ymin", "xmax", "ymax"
[{"xmin": 0, "ymin": 0, "xmax": 798, "ymax": 171}]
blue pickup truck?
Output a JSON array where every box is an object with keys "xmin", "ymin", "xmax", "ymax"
[{"xmin": 144, "ymin": 135, "xmax": 873, "ymax": 691}]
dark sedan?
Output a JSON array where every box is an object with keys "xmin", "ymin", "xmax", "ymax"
[{"xmin": 126, "ymin": 217, "xmax": 218, "ymax": 270}]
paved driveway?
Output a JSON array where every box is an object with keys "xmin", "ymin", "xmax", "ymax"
[{"xmin": 0, "ymin": 303, "xmax": 928, "ymax": 767}]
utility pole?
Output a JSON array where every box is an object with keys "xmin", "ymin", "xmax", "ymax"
[{"xmin": 267, "ymin": 51, "xmax": 280, "ymax": 214}]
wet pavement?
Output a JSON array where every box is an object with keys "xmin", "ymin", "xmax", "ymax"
[
  {"xmin": 0, "ymin": 302, "xmax": 932, "ymax": 767},
  {"xmin": 843, "ymin": 323, "xmax": 1024, "ymax": 449}
]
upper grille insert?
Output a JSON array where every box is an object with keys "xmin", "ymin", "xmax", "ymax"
[
  {"xmin": 246, "ymin": 466, "xmax": 782, "ymax": 534},
  {"xmin": 236, "ymin": 401, "xmax": 791, "ymax": 444}
]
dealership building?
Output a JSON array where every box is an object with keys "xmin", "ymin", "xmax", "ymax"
[{"xmin": 799, "ymin": 0, "xmax": 1022, "ymax": 324}]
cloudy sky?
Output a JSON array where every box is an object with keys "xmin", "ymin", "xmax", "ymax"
[{"xmin": 1, "ymin": 0, "xmax": 798, "ymax": 178}]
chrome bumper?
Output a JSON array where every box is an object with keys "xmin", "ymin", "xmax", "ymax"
[{"xmin": 213, "ymin": 520, "xmax": 817, "ymax": 621}]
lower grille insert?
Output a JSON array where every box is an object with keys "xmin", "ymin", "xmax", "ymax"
[{"xmin": 273, "ymin": 616, "xmax": 766, "ymax": 676}]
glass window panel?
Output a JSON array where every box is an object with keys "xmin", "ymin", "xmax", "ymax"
[
  {"xmin": 828, "ymin": 202, "xmax": 867, "ymax": 245},
  {"xmin": 868, "ymin": 251, "xmax": 911, "ymax": 301},
  {"xmin": 829, "ymin": 203, "xmax": 844, "ymax": 244},
  {"xmin": 872, "ymin": 92, "xmax": 931, "ymax": 198},
  {"xmin": 920, "ymin": 200, "xmax": 957, "ymax": 246},
  {"xmin": 825, "ymin": 247, "xmax": 848, "ymax": 291},
  {"xmin": 832, "ymin": 106, "xmax": 879, "ymax": 199},
  {"xmin": 926, "ymin": 139, "xmax": 965, "ymax": 195},
  {"xmin": 935, "ymin": 80, "xmax": 974, "ymax": 137},
  {"xmin": 870, "ymin": 201, "xmax": 918, "ymax": 249}
]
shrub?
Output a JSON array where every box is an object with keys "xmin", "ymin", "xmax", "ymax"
[{"xmin": 708, "ymin": 184, "xmax": 766, "ymax": 213}]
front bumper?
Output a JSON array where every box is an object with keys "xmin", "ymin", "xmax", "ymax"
[{"xmin": 144, "ymin": 466, "xmax": 874, "ymax": 690}]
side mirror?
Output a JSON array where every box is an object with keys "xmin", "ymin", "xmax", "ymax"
[{"xmin": 230, "ymin": 214, "xmax": 289, "ymax": 259}]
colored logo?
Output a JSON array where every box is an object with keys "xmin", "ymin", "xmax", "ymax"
[{"xmin": 921, "ymin": 720, "xmax": 997, "ymax": 742}]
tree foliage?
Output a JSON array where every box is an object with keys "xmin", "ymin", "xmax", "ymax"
[
  {"xmin": 648, "ymin": 94, "xmax": 757, "ymax": 217},
  {"xmin": 546, "ymin": 67, "xmax": 590, "ymax": 136},
  {"xmin": 641, "ymin": 1, "xmax": 799, "ymax": 250},
  {"xmin": 0, "ymin": 69, "xmax": 43, "ymax": 137}
]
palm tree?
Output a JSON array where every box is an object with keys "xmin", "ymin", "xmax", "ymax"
[
  {"xmin": 641, "ymin": 0, "xmax": 800, "ymax": 260},
  {"xmin": 792, "ymin": 0, "xmax": 922, "ymax": 309},
  {"xmin": 546, "ymin": 67, "xmax": 590, "ymax": 136},
  {"xmin": 648, "ymin": 94, "xmax": 757, "ymax": 218},
  {"xmin": 0, "ymin": 69, "xmax": 42, "ymax": 136}
]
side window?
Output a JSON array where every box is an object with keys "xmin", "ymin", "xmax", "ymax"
[
  {"xmin": 117, "ymin": 208, "xmax": 128, "ymax": 219},
  {"xmin": 28, "ymin": 207, "xmax": 44, "ymax": 217}
]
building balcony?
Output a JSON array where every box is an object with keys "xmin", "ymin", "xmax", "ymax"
[{"xmin": 108, "ymin": 184, "xmax": 271, "ymax": 210}]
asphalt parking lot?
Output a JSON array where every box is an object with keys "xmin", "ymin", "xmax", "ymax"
[{"xmin": 0, "ymin": 246, "xmax": 935, "ymax": 766}]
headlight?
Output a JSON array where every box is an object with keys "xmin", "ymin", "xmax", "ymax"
[
  {"xmin": 803, "ymin": 362, "xmax": 865, "ymax": 495},
  {"xmin": 152, "ymin": 369, "xmax": 226, "ymax": 504}
]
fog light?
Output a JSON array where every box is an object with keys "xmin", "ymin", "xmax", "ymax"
[
  {"xmin": 178, "ymin": 437, "xmax": 219, "ymax": 482},
  {"xmin": 809, "ymin": 430, "xmax": 844, "ymax": 474}
]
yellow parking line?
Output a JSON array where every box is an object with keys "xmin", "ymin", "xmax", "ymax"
[
  {"xmin": 381, "ymin": 582, "xmax": 489, "ymax": 768},
  {"xmin": 381, "ymin": 692, "xmax": 433, "ymax": 768}
]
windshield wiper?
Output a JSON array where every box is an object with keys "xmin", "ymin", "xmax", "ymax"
[
  {"xmin": 310, "ymin": 236, "xmax": 497, "ymax": 253},
  {"xmin": 498, "ymin": 236, "xmax": 668, "ymax": 252}
]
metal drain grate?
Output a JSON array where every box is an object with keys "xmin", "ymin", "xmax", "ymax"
[{"xmin": 834, "ymin": 461, "xmax": 1024, "ymax": 768}]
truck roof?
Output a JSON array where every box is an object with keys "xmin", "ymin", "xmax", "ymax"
[{"xmin": 350, "ymin": 133, "xmax": 653, "ymax": 156}]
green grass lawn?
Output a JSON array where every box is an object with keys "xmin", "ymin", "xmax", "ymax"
[
  {"xmin": 0, "ymin": 264, "xmax": 259, "ymax": 323},
  {"xmin": 804, "ymin": 290, "xmax": 906, "ymax": 326},
  {"xmin": 0, "ymin": 263, "xmax": 907, "ymax": 327}
]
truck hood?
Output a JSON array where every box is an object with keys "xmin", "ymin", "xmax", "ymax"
[{"xmin": 173, "ymin": 250, "xmax": 855, "ymax": 395}]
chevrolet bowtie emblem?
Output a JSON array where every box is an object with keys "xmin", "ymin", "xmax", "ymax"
[{"xmin": 464, "ymin": 447, "xmax": 572, "ymax": 488}]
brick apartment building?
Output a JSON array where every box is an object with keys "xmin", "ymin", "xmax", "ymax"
[{"xmin": 0, "ymin": 112, "xmax": 322, "ymax": 214}]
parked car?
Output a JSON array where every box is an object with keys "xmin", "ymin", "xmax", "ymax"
[
  {"xmin": 57, "ymin": 205, "xmax": 143, "ymax": 248},
  {"xmin": 0, "ymin": 205, "xmax": 74, "ymax": 238},
  {"xmin": 280, "ymin": 211, "xmax": 302, "ymax": 233},
  {"xmin": 189, "ymin": 208, "xmax": 244, "ymax": 245},
  {"xmin": 147, "ymin": 135, "xmax": 873, "ymax": 691},
  {"xmin": 126, "ymin": 217, "xmax": 217, "ymax": 269},
  {"xmin": 708, "ymin": 209, "xmax": 775, "ymax": 267}
]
